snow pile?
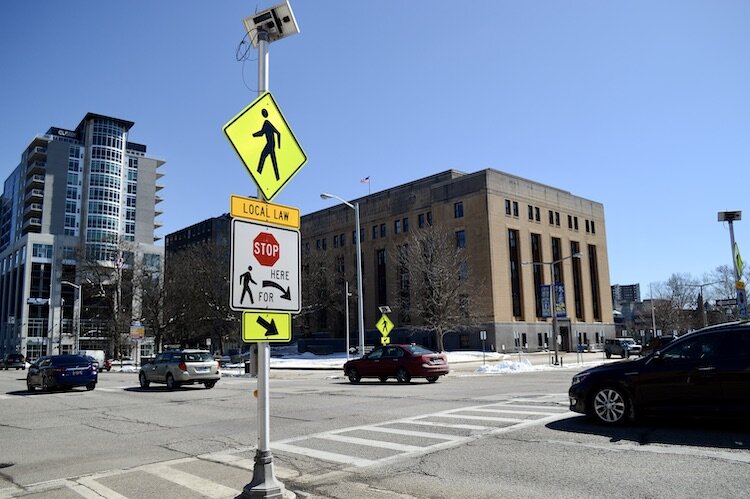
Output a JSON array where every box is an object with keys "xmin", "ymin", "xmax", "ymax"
[{"xmin": 474, "ymin": 357, "xmax": 535, "ymax": 374}]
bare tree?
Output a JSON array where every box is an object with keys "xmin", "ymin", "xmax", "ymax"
[
  {"xmin": 394, "ymin": 224, "xmax": 486, "ymax": 351},
  {"xmin": 163, "ymin": 243, "xmax": 239, "ymax": 351},
  {"xmin": 298, "ymin": 247, "xmax": 348, "ymax": 337}
]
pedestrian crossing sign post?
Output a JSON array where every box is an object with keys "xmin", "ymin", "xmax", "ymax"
[
  {"xmin": 223, "ymin": 92, "xmax": 307, "ymax": 201},
  {"xmin": 377, "ymin": 314, "xmax": 394, "ymax": 345}
]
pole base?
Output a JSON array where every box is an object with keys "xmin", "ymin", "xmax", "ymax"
[{"xmin": 241, "ymin": 450, "xmax": 284, "ymax": 499}]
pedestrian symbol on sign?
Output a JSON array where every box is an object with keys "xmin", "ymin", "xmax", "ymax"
[{"xmin": 253, "ymin": 109, "xmax": 281, "ymax": 181}]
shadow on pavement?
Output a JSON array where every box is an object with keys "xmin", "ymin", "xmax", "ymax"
[{"xmin": 548, "ymin": 415, "xmax": 750, "ymax": 450}]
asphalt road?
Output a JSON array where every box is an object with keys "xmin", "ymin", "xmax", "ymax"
[{"xmin": 0, "ymin": 359, "xmax": 748, "ymax": 498}]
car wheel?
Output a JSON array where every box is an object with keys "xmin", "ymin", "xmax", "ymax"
[
  {"xmin": 605, "ymin": 351, "xmax": 611, "ymax": 359},
  {"xmin": 27, "ymin": 379, "xmax": 35, "ymax": 392},
  {"xmin": 166, "ymin": 373, "xmax": 178, "ymax": 390},
  {"xmin": 347, "ymin": 368, "xmax": 361, "ymax": 384},
  {"xmin": 378, "ymin": 376, "xmax": 388, "ymax": 383},
  {"xmin": 591, "ymin": 386, "xmax": 629, "ymax": 425},
  {"xmin": 204, "ymin": 381, "xmax": 216, "ymax": 389},
  {"xmin": 395, "ymin": 368, "xmax": 411, "ymax": 384},
  {"xmin": 139, "ymin": 372, "xmax": 150, "ymax": 389},
  {"xmin": 426, "ymin": 376, "xmax": 439, "ymax": 383},
  {"xmin": 42, "ymin": 375, "xmax": 51, "ymax": 392},
  {"xmin": 86, "ymin": 382, "xmax": 96, "ymax": 391}
]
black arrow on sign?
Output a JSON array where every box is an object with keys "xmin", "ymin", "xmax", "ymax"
[
  {"xmin": 262, "ymin": 280, "xmax": 291, "ymax": 300},
  {"xmin": 256, "ymin": 316, "xmax": 279, "ymax": 337}
]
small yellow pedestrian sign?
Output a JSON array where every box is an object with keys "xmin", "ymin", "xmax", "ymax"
[
  {"xmin": 377, "ymin": 314, "xmax": 394, "ymax": 337},
  {"xmin": 242, "ymin": 311, "xmax": 292, "ymax": 343},
  {"xmin": 224, "ymin": 92, "xmax": 307, "ymax": 201}
]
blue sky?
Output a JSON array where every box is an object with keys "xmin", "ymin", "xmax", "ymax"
[{"xmin": 1, "ymin": 1, "xmax": 748, "ymax": 294}]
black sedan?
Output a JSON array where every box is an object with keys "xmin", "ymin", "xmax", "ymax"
[
  {"xmin": 343, "ymin": 344, "xmax": 449, "ymax": 384},
  {"xmin": 27, "ymin": 355, "xmax": 98, "ymax": 392},
  {"xmin": 569, "ymin": 322, "xmax": 750, "ymax": 424}
]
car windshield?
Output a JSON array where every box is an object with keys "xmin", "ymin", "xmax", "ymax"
[
  {"xmin": 183, "ymin": 352, "xmax": 213, "ymax": 362},
  {"xmin": 403, "ymin": 345, "xmax": 436, "ymax": 355}
]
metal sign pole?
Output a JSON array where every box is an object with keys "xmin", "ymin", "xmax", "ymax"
[{"xmin": 242, "ymin": 28, "xmax": 283, "ymax": 499}]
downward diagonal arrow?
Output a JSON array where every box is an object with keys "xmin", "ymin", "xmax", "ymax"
[{"xmin": 256, "ymin": 316, "xmax": 279, "ymax": 336}]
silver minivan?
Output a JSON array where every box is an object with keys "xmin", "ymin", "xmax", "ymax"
[{"xmin": 139, "ymin": 349, "xmax": 220, "ymax": 389}]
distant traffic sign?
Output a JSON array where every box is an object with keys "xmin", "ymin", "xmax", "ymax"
[
  {"xmin": 223, "ymin": 92, "xmax": 307, "ymax": 201},
  {"xmin": 230, "ymin": 194, "xmax": 300, "ymax": 229},
  {"xmin": 242, "ymin": 311, "xmax": 292, "ymax": 343},
  {"xmin": 716, "ymin": 298, "xmax": 737, "ymax": 306}
]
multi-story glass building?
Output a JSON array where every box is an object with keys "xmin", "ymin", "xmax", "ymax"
[{"xmin": 0, "ymin": 113, "xmax": 164, "ymax": 361}]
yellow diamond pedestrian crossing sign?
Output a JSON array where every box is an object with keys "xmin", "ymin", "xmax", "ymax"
[
  {"xmin": 377, "ymin": 314, "xmax": 394, "ymax": 337},
  {"xmin": 223, "ymin": 92, "xmax": 307, "ymax": 201}
]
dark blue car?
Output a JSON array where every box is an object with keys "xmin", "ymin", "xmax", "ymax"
[{"xmin": 27, "ymin": 354, "xmax": 98, "ymax": 392}]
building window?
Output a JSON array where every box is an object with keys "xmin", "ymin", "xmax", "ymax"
[
  {"xmin": 588, "ymin": 244, "xmax": 602, "ymax": 321},
  {"xmin": 376, "ymin": 249, "xmax": 387, "ymax": 305},
  {"xmin": 352, "ymin": 230, "xmax": 357, "ymax": 245},
  {"xmin": 571, "ymin": 241, "xmax": 584, "ymax": 320},
  {"xmin": 380, "ymin": 223, "xmax": 386, "ymax": 238},
  {"xmin": 548, "ymin": 210, "xmax": 554, "ymax": 225},
  {"xmin": 531, "ymin": 233, "xmax": 543, "ymax": 318},
  {"xmin": 508, "ymin": 229, "xmax": 523, "ymax": 319},
  {"xmin": 512, "ymin": 202, "xmax": 519, "ymax": 217},
  {"xmin": 339, "ymin": 233, "xmax": 345, "ymax": 247},
  {"xmin": 427, "ymin": 211, "xmax": 432, "ymax": 226},
  {"xmin": 591, "ymin": 221, "xmax": 596, "ymax": 234},
  {"xmin": 505, "ymin": 199, "xmax": 512, "ymax": 215},
  {"xmin": 418, "ymin": 213, "xmax": 425, "ymax": 228},
  {"xmin": 454, "ymin": 201, "xmax": 464, "ymax": 218},
  {"xmin": 403, "ymin": 218, "xmax": 409, "ymax": 232},
  {"xmin": 333, "ymin": 235, "xmax": 339, "ymax": 248},
  {"xmin": 535, "ymin": 207, "xmax": 540, "ymax": 222},
  {"xmin": 574, "ymin": 217, "xmax": 579, "ymax": 231},
  {"xmin": 555, "ymin": 212, "xmax": 560, "ymax": 226},
  {"xmin": 321, "ymin": 238, "xmax": 327, "ymax": 250},
  {"xmin": 528, "ymin": 205, "xmax": 534, "ymax": 221},
  {"xmin": 456, "ymin": 230, "xmax": 465, "ymax": 248},
  {"xmin": 372, "ymin": 225, "xmax": 378, "ymax": 240},
  {"xmin": 394, "ymin": 220, "xmax": 402, "ymax": 234},
  {"xmin": 568, "ymin": 215, "xmax": 573, "ymax": 229},
  {"xmin": 585, "ymin": 220, "xmax": 590, "ymax": 233}
]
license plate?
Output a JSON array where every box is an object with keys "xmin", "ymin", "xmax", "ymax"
[
  {"xmin": 74, "ymin": 370, "xmax": 82, "ymax": 375},
  {"xmin": 196, "ymin": 367, "xmax": 209, "ymax": 373}
]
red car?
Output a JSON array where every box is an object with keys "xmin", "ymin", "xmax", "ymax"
[{"xmin": 343, "ymin": 344, "xmax": 449, "ymax": 384}]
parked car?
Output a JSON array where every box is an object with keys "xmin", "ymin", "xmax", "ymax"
[
  {"xmin": 26, "ymin": 354, "xmax": 98, "ymax": 392},
  {"xmin": 2, "ymin": 353, "xmax": 25, "ymax": 370},
  {"xmin": 641, "ymin": 335, "xmax": 677, "ymax": 356},
  {"xmin": 569, "ymin": 322, "xmax": 750, "ymax": 425},
  {"xmin": 604, "ymin": 338, "xmax": 642, "ymax": 358},
  {"xmin": 343, "ymin": 344, "xmax": 449, "ymax": 384},
  {"xmin": 138, "ymin": 349, "xmax": 220, "ymax": 390}
]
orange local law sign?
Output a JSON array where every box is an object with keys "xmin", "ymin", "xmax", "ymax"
[{"xmin": 230, "ymin": 194, "xmax": 299, "ymax": 229}]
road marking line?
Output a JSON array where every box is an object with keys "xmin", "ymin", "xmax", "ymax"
[
  {"xmin": 362, "ymin": 425, "xmax": 463, "ymax": 441},
  {"xmin": 321, "ymin": 434, "xmax": 424, "ymax": 452},
  {"xmin": 77, "ymin": 477, "xmax": 128, "ymax": 499},
  {"xmin": 0, "ymin": 485, "xmax": 25, "ymax": 499},
  {"xmin": 429, "ymin": 413, "xmax": 525, "ymax": 423},
  {"xmin": 272, "ymin": 442, "xmax": 376, "ymax": 467},
  {"xmin": 469, "ymin": 408, "xmax": 563, "ymax": 416},
  {"xmin": 396, "ymin": 420, "xmax": 492, "ymax": 431},
  {"xmin": 142, "ymin": 463, "xmax": 239, "ymax": 498},
  {"xmin": 489, "ymin": 403, "xmax": 567, "ymax": 411},
  {"xmin": 70, "ymin": 480, "xmax": 111, "ymax": 499}
]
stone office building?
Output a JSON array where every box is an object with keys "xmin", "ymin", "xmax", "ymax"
[{"xmin": 300, "ymin": 169, "xmax": 615, "ymax": 352}]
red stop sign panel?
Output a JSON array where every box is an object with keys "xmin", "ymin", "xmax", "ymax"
[{"xmin": 253, "ymin": 232, "xmax": 280, "ymax": 266}]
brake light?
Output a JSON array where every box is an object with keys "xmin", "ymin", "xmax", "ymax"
[{"xmin": 178, "ymin": 361, "xmax": 187, "ymax": 372}]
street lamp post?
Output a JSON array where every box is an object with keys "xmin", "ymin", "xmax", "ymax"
[
  {"xmin": 61, "ymin": 281, "xmax": 81, "ymax": 353},
  {"xmin": 321, "ymin": 193, "xmax": 365, "ymax": 358},
  {"xmin": 523, "ymin": 253, "xmax": 581, "ymax": 366}
]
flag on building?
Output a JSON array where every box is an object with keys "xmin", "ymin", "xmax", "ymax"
[{"xmin": 360, "ymin": 176, "xmax": 370, "ymax": 184}]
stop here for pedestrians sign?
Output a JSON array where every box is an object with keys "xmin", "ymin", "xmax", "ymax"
[{"xmin": 230, "ymin": 219, "xmax": 300, "ymax": 312}]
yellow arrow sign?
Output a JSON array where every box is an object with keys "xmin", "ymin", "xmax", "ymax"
[
  {"xmin": 376, "ymin": 314, "xmax": 394, "ymax": 337},
  {"xmin": 242, "ymin": 311, "xmax": 292, "ymax": 343},
  {"xmin": 224, "ymin": 92, "xmax": 307, "ymax": 201}
]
